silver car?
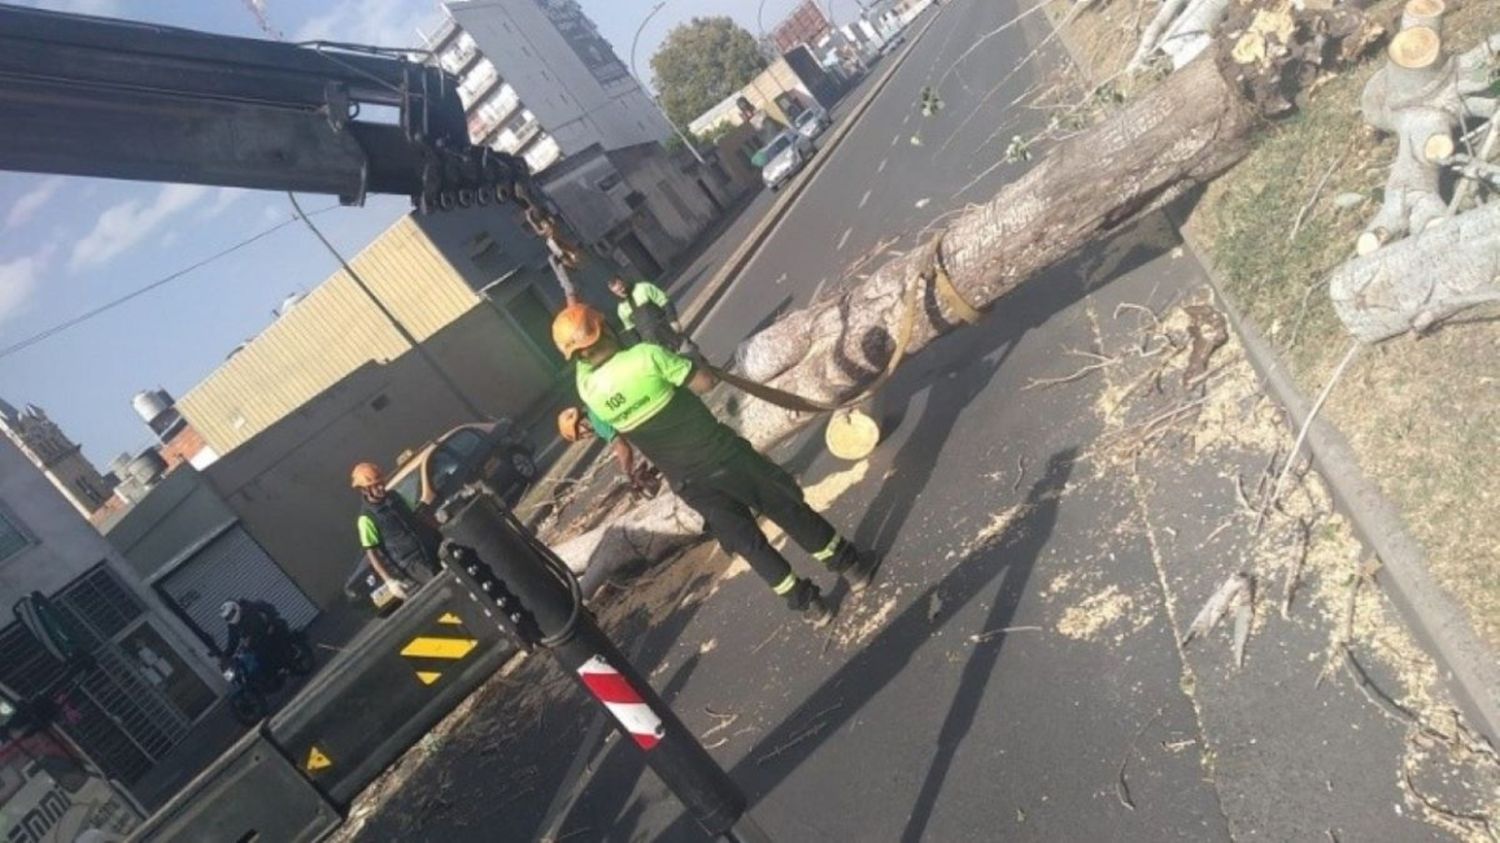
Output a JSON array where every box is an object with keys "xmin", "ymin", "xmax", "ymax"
[
  {"xmin": 793, "ymin": 107, "xmax": 831, "ymax": 142},
  {"xmin": 760, "ymin": 130, "xmax": 816, "ymax": 192}
]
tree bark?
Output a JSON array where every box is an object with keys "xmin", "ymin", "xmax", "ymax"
[
  {"xmin": 1331, "ymin": 201, "xmax": 1500, "ymax": 342},
  {"xmin": 551, "ymin": 10, "xmax": 1377, "ymax": 581}
]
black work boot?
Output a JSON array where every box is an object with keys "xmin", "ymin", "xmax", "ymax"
[
  {"xmin": 831, "ymin": 545, "xmax": 881, "ymax": 594},
  {"xmin": 787, "ymin": 579, "xmax": 832, "ymax": 628},
  {"xmin": 802, "ymin": 592, "xmax": 833, "ymax": 628}
]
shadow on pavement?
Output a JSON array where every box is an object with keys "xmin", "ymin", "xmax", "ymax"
[{"xmin": 570, "ymin": 449, "xmax": 1075, "ymax": 842}]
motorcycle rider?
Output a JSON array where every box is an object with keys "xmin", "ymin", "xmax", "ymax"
[{"xmin": 220, "ymin": 598, "xmax": 287, "ymax": 675}]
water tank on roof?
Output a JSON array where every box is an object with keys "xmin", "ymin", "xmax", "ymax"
[
  {"xmin": 126, "ymin": 449, "xmax": 167, "ymax": 487},
  {"xmin": 134, "ymin": 388, "xmax": 185, "ymax": 441},
  {"xmin": 108, "ymin": 452, "xmax": 133, "ymax": 477}
]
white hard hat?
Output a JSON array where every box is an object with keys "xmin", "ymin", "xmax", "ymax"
[{"xmin": 220, "ymin": 601, "xmax": 241, "ymax": 624}]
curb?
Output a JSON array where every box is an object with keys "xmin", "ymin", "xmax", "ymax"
[
  {"xmin": 1174, "ymin": 219, "xmax": 1500, "ymax": 743},
  {"xmin": 1042, "ymin": 0, "xmax": 1498, "ymax": 743},
  {"xmin": 679, "ymin": 6, "xmax": 948, "ymax": 333}
]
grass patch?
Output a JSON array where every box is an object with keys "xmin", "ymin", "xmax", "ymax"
[{"xmin": 1050, "ymin": 0, "xmax": 1500, "ymax": 652}]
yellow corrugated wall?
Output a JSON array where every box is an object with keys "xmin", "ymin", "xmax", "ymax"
[{"xmin": 178, "ymin": 216, "xmax": 480, "ymax": 454}]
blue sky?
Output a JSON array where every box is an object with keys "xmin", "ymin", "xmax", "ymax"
[{"xmin": 0, "ymin": 0, "xmax": 858, "ymax": 466}]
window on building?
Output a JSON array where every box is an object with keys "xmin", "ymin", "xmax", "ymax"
[{"xmin": 0, "ymin": 509, "xmax": 30, "ymax": 562}]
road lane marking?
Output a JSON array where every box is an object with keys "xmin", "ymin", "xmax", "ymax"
[
  {"xmin": 891, "ymin": 134, "xmax": 900, "ymax": 147},
  {"xmin": 812, "ymin": 277, "xmax": 829, "ymax": 300},
  {"xmin": 878, "ymin": 158, "xmax": 888, "ymax": 173},
  {"xmin": 859, "ymin": 189, "xmax": 872, "ymax": 209},
  {"xmin": 837, "ymin": 227, "xmax": 853, "ymax": 251},
  {"xmin": 903, "ymin": 113, "xmax": 912, "ymax": 126}
]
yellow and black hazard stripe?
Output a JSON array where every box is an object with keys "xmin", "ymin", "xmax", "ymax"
[{"xmin": 399, "ymin": 612, "xmax": 478, "ymax": 686}]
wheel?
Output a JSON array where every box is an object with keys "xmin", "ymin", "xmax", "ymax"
[
  {"xmin": 510, "ymin": 449, "xmax": 537, "ymax": 481},
  {"xmin": 228, "ymin": 689, "xmax": 268, "ymax": 725},
  {"xmin": 286, "ymin": 637, "xmax": 316, "ymax": 676}
]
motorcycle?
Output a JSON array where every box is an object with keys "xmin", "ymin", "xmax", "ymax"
[{"xmin": 223, "ymin": 623, "xmax": 315, "ymax": 725}]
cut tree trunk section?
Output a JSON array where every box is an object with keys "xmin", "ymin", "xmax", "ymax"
[{"xmin": 1331, "ymin": 201, "xmax": 1500, "ymax": 342}]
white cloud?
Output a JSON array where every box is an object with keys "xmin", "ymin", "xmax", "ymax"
[
  {"xmin": 205, "ymin": 187, "xmax": 249, "ymax": 219},
  {"xmin": 69, "ymin": 184, "xmax": 209, "ymax": 271},
  {"xmin": 5, "ymin": 178, "xmax": 63, "ymax": 229},
  {"xmin": 292, "ymin": 0, "xmax": 434, "ymax": 48},
  {"xmin": 0, "ymin": 254, "xmax": 45, "ymax": 325}
]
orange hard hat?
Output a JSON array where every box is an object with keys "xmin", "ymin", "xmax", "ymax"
[
  {"xmin": 552, "ymin": 303, "xmax": 605, "ymax": 360},
  {"xmin": 350, "ymin": 462, "xmax": 385, "ymax": 489},
  {"xmin": 558, "ymin": 407, "xmax": 584, "ymax": 443}
]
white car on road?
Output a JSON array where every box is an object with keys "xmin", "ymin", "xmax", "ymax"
[
  {"xmin": 793, "ymin": 107, "xmax": 831, "ymax": 143},
  {"xmin": 759, "ymin": 130, "xmax": 816, "ymax": 192}
]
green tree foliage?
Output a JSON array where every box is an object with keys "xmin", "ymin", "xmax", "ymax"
[{"xmin": 651, "ymin": 17, "xmax": 767, "ymax": 128}]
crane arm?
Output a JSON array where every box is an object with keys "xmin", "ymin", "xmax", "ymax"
[{"xmin": 0, "ymin": 3, "xmax": 529, "ymax": 212}]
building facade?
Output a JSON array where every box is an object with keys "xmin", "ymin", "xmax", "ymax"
[
  {"xmin": 0, "ymin": 436, "xmax": 220, "ymax": 799},
  {"xmin": 771, "ymin": 0, "xmax": 834, "ymax": 53},
  {"xmin": 0, "ymin": 400, "xmax": 110, "ymax": 518},
  {"xmin": 172, "ymin": 206, "xmax": 577, "ymax": 612},
  {"xmin": 430, "ymin": 0, "xmax": 673, "ymax": 174}
]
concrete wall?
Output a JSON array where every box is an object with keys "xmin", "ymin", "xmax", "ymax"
[
  {"xmin": 103, "ymin": 466, "xmax": 236, "ymax": 583},
  {"xmin": 202, "ymin": 303, "xmax": 557, "ymax": 611},
  {"xmin": 449, "ymin": 0, "xmax": 671, "ymax": 157},
  {"xmin": 1, "ymin": 437, "xmax": 109, "ymax": 600},
  {"xmin": 615, "ymin": 146, "xmax": 721, "ymax": 249}
]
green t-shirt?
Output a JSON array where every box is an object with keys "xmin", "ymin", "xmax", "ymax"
[
  {"xmin": 577, "ymin": 344, "xmax": 739, "ymax": 477},
  {"xmin": 616, "ymin": 281, "xmax": 671, "ymax": 331},
  {"xmin": 357, "ymin": 514, "xmax": 382, "ymax": 549}
]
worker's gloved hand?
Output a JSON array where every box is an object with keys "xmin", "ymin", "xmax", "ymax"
[
  {"xmin": 385, "ymin": 579, "xmax": 411, "ymax": 601},
  {"xmin": 630, "ymin": 465, "xmax": 663, "ymax": 499}
]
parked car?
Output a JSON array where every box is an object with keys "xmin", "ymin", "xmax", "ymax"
[
  {"xmin": 758, "ymin": 130, "xmax": 816, "ymax": 192},
  {"xmin": 343, "ymin": 420, "xmax": 537, "ymax": 610},
  {"xmin": 792, "ymin": 107, "xmax": 831, "ymax": 143}
]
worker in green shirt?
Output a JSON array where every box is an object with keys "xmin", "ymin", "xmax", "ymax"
[
  {"xmin": 609, "ymin": 275, "xmax": 692, "ymax": 352},
  {"xmin": 552, "ymin": 304, "xmax": 878, "ymax": 627}
]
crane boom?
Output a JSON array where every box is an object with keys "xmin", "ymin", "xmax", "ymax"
[{"xmin": 0, "ymin": 3, "xmax": 531, "ymax": 211}]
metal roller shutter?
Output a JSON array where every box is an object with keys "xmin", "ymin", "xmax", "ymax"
[{"xmin": 161, "ymin": 527, "xmax": 318, "ymax": 650}]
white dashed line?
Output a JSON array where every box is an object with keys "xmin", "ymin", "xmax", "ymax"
[
  {"xmin": 811, "ymin": 277, "xmax": 829, "ymax": 300},
  {"xmin": 836, "ymin": 227, "xmax": 853, "ymax": 251},
  {"xmin": 858, "ymin": 189, "xmax": 872, "ymax": 209},
  {"xmin": 902, "ymin": 113, "xmax": 912, "ymax": 126},
  {"xmin": 878, "ymin": 158, "xmax": 888, "ymax": 173},
  {"xmin": 891, "ymin": 135, "xmax": 900, "ymax": 147}
]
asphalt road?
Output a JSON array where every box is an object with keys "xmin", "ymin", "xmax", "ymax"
[{"xmin": 344, "ymin": 1, "xmax": 1496, "ymax": 840}]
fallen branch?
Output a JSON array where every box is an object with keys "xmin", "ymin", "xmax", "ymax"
[
  {"xmin": 1116, "ymin": 709, "xmax": 1164, "ymax": 811},
  {"xmin": 1255, "ymin": 342, "xmax": 1360, "ymax": 533},
  {"xmin": 968, "ymin": 625, "xmax": 1043, "ymax": 643}
]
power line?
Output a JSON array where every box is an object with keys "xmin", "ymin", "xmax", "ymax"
[{"xmin": 0, "ymin": 203, "xmax": 341, "ymax": 362}]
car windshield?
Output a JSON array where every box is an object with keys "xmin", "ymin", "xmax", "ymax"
[
  {"xmin": 794, "ymin": 111, "xmax": 817, "ymax": 128},
  {"xmin": 388, "ymin": 470, "xmax": 421, "ymax": 508},
  {"xmin": 761, "ymin": 134, "xmax": 793, "ymax": 160}
]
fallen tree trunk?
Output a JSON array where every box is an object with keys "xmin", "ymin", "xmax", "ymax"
[
  {"xmin": 553, "ymin": 8, "xmax": 1378, "ymax": 582},
  {"xmin": 1330, "ymin": 200, "xmax": 1500, "ymax": 342}
]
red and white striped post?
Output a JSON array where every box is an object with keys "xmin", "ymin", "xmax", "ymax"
[{"xmin": 440, "ymin": 488, "xmax": 772, "ymax": 843}]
